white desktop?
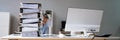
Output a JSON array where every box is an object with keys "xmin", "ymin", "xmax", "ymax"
[{"xmin": 65, "ymin": 8, "xmax": 104, "ymax": 36}]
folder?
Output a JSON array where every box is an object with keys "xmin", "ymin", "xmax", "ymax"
[
  {"xmin": 22, "ymin": 18, "xmax": 39, "ymax": 23},
  {"xmin": 22, "ymin": 27, "xmax": 38, "ymax": 32},
  {"xmin": 22, "ymin": 13, "xmax": 38, "ymax": 18},
  {"xmin": 22, "ymin": 31, "xmax": 38, "ymax": 37},
  {"xmin": 22, "ymin": 8, "xmax": 40, "ymax": 13},
  {"xmin": 20, "ymin": 3, "xmax": 41, "ymax": 8},
  {"xmin": 21, "ymin": 24, "xmax": 38, "ymax": 27}
]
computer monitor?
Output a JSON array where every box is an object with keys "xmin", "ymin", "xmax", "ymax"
[{"xmin": 65, "ymin": 8, "xmax": 103, "ymax": 35}]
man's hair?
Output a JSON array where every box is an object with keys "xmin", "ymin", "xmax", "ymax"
[{"xmin": 43, "ymin": 14, "xmax": 49, "ymax": 19}]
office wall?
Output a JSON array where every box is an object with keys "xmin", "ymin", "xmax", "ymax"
[
  {"xmin": 0, "ymin": 0, "xmax": 120, "ymax": 36},
  {"xmin": 0, "ymin": 0, "xmax": 20, "ymax": 34},
  {"xmin": 100, "ymin": 0, "xmax": 120, "ymax": 36},
  {"xmin": 40, "ymin": 0, "xmax": 106, "ymax": 34}
]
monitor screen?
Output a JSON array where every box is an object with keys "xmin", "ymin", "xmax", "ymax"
[{"xmin": 65, "ymin": 8, "xmax": 103, "ymax": 32}]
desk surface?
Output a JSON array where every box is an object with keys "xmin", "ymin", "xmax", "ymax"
[{"xmin": 1, "ymin": 34, "xmax": 120, "ymax": 40}]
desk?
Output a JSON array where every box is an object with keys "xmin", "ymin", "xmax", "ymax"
[{"xmin": 1, "ymin": 35, "xmax": 120, "ymax": 40}]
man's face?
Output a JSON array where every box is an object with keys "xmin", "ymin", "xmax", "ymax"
[{"xmin": 43, "ymin": 16, "xmax": 48, "ymax": 24}]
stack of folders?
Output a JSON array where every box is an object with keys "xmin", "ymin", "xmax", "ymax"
[
  {"xmin": 20, "ymin": 3, "xmax": 41, "ymax": 13},
  {"xmin": 21, "ymin": 18, "xmax": 39, "ymax": 37},
  {"xmin": 20, "ymin": 3, "xmax": 41, "ymax": 37},
  {"xmin": 21, "ymin": 19, "xmax": 39, "ymax": 37},
  {"xmin": 22, "ymin": 27, "xmax": 38, "ymax": 37}
]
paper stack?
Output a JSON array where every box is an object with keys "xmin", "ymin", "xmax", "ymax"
[
  {"xmin": 22, "ymin": 27, "xmax": 38, "ymax": 37},
  {"xmin": 19, "ymin": 3, "xmax": 41, "ymax": 37},
  {"xmin": 22, "ymin": 31, "xmax": 38, "ymax": 37}
]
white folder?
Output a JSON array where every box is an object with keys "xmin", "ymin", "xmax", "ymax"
[
  {"xmin": 22, "ymin": 13, "xmax": 38, "ymax": 18},
  {"xmin": 23, "ymin": 9, "xmax": 39, "ymax": 13},
  {"xmin": 21, "ymin": 3, "xmax": 39, "ymax": 8},
  {"xmin": 22, "ymin": 24, "xmax": 38, "ymax": 27},
  {"xmin": 22, "ymin": 31, "xmax": 38, "ymax": 37},
  {"xmin": 22, "ymin": 27, "xmax": 38, "ymax": 32},
  {"xmin": 22, "ymin": 18, "xmax": 39, "ymax": 23}
]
